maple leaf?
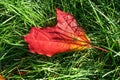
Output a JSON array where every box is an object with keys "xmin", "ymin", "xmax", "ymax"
[{"xmin": 23, "ymin": 8, "xmax": 91, "ymax": 57}]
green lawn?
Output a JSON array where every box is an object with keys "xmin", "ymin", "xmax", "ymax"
[{"xmin": 0, "ymin": 0, "xmax": 120, "ymax": 79}]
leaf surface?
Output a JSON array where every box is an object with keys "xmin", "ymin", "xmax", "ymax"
[
  {"xmin": 23, "ymin": 8, "xmax": 91, "ymax": 57},
  {"xmin": 0, "ymin": 75, "xmax": 5, "ymax": 80}
]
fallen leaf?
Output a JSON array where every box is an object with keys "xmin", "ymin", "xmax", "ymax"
[{"xmin": 23, "ymin": 8, "xmax": 91, "ymax": 57}]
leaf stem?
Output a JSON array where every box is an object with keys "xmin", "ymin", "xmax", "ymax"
[{"xmin": 93, "ymin": 46, "xmax": 109, "ymax": 52}]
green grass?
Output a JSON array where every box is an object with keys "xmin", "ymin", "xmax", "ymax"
[{"xmin": 0, "ymin": 0, "xmax": 120, "ymax": 79}]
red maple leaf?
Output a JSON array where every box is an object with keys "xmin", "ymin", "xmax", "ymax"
[{"xmin": 23, "ymin": 8, "xmax": 91, "ymax": 57}]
